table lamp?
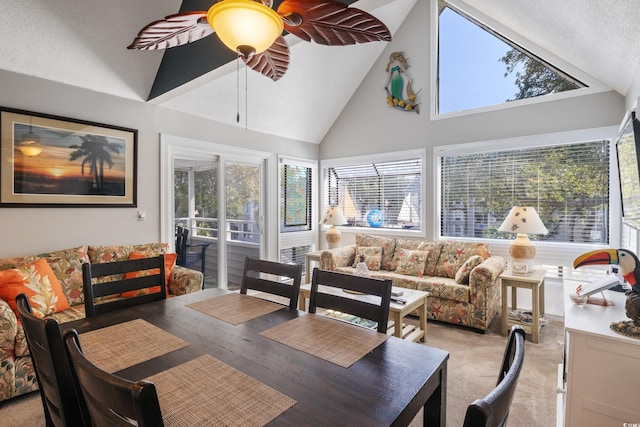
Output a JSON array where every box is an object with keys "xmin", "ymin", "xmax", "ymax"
[
  {"xmin": 321, "ymin": 206, "xmax": 347, "ymax": 249},
  {"xmin": 498, "ymin": 206, "xmax": 548, "ymax": 274}
]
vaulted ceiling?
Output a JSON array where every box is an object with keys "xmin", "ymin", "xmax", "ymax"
[{"xmin": 1, "ymin": 1, "xmax": 639, "ymax": 144}]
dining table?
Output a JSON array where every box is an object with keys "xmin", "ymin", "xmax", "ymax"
[{"xmin": 61, "ymin": 288, "xmax": 449, "ymax": 426}]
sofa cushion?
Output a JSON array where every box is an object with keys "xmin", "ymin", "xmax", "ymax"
[
  {"xmin": 433, "ymin": 241, "xmax": 491, "ymax": 279},
  {"xmin": 0, "ymin": 258, "xmax": 70, "ymax": 318},
  {"xmin": 455, "ymin": 255, "xmax": 484, "ymax": 285},
  {"xmin": 355, "ymin": 234, "xmax": 396, "ymax": 270},
  {"xmin": 394, "ymin": 248, "xmax": 429, "ymax": 277},
  {"xmin": 353, "ymin": 246, "xmax": 382, "ymax": 271},
  {"xmin": 390, "ymin": 239, "xmax": 427, "ymax": 270},
  {"xmin": 37, "ymin": 245, "xmax": 90, "ymax": 306},
  {"xmin": 421, "ymin": 277, "xmax": 471, "ymax": 303}
]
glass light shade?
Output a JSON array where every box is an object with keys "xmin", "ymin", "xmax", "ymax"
[{"xmin": 207, "ymin": 0, "xmax": 283, "ymax": 56}]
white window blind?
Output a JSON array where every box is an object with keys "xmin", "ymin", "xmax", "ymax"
[
  {"xmin": 439, "ymin": 140, "xmax": 610, "ymax": 244},
  {"xmin": 323, "ymin": 156, "xmax": 422, "ymax": 230}
]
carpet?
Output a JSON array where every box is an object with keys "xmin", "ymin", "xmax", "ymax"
[{"xmin": 0, "ymin": 314, "xmax": 563, "ymax": 426}]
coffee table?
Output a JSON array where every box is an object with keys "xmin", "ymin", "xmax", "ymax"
[{"xmin": 298, "ymin": 283, "xmax": 428, "ymax": 342}]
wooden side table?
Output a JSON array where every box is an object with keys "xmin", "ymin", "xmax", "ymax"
[
  {"xmin": 304, "ymin": 251, "xmax": 322, "ymax": 284},
  {"xmin": 298, "ymin": 284, "xmax": 429, "ymax": 342},
  {"xmin": 500, "ymin": 268, "xmax": 546, "ymax": 343}
]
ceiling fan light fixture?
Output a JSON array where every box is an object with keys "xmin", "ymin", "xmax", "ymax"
[{"xmin": 207, "ymin": 0, "xmax": 283, "ymax": 57}]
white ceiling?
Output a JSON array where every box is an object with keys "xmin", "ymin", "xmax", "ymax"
[{"xmin": 1, "ymin": 1, "xmax": 639, "ymax": 144}]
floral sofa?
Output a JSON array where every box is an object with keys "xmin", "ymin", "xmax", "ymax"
[
  {"xmin": 0, "ymin": 243, "xmax": 203, "ymax": 402},
  {"xmin": 320, "ymin": 234, "xmax": 506, "ymax": 332}
]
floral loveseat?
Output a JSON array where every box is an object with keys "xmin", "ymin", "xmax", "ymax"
[
  {"xmin": 0, "ymin": 243, "xmax": 203, "ymax": 402},
  {"xmin": 320, "ymin": 234, "xmax": 506, "ymax": 332}
]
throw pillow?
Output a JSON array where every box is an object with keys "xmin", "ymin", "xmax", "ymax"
[
  {"xmin": 352, "ymin": 246, "xmax": 382, "ymax": 271},
  {"xmin": 394, "ymin": 248, "xmax": 429, "ymax": 277},
  {"xmin": 121, "ymin": 252, "xmax": 177, "ymax": 298},
  {"xmin": 0, "ymin": 258, "xmax": 71, "ymax": 318},
  {"xmin": 454, "ymin": 255, "xmax": 484, "ymax": 285}
]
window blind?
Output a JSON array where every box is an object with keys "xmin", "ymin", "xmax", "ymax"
[
  {"xmin": 440, "ymin": 140, "xmax": 610, "ymax": 244},
  {"xmin": 323, "ymin": 157, "xmax": 422, "ymax": 230}
]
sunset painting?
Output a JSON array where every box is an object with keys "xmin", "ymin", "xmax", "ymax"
[{"xmin": 1, "ymin": 109, "xmax": 136, "ymax": 206}]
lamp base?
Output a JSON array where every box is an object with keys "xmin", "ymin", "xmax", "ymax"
[
  {"xmin": 325, "ymin": 225, "xmax": 341, "ymax": 249},
  {"xmin": 509, "ymin": 233, "xmax": 536, "ymax": 274}
]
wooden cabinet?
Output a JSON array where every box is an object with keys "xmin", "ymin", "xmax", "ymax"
[{"xmin": 562, "ymin": 284, "xmax": 640, "ymax": 426}]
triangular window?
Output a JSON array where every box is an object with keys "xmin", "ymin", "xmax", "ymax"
[{"xmin": 437, "ymin": 2, "xmax": 585, "ymax": 115}]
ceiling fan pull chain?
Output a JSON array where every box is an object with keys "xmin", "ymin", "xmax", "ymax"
[
  {"xmin": 236, "ymin": 54, "xmax": 240, "ymax": 124},
  {"xmin": 245, "ymin": 60, "xmax": 248, "ymax": 130}
]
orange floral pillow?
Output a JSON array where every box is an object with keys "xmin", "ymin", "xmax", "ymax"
[
  {"xmin": 0, "ymin": 258, "xmax": 70, "ymax": 318},
  {"xmin": 121, "ymin": 252, "xmax": 177, "ymax": 298}
]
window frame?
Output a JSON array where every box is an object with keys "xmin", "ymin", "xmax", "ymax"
[
  {"xmin": 320, "ymin": 149, "xmax": 427, "ymax": 237},
  {"xmin": 430, "ymin": 0, "xmax": 609, "ymax": 121},
  {"xmin": 434, "ymin": 126, "xmax": 620, "ymax": 270}
]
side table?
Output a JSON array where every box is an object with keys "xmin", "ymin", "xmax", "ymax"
[
  {"xmin": 500, "ymin": 268, "xmax": 546, "ymax": 343},
  {"xmin": 304, "ymin": 250, "xmax": 322, "ymax": 284}
]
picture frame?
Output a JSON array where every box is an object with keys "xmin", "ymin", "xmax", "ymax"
[{"xmin": 0, "ymin": 107, "xmax": 137, "ymax": 207}]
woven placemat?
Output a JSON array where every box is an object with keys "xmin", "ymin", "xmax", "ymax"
[
  {"xmin": 146, "ymin": 355, "xmax": 296, "ymax": 427},
  {"xmin": 186, "ymin": 293, "xmax": 284, "ymax": 325},
  {"xmin": 79, "ymin": 319, "xmax": 189, "ymax": 373},
  {"xmin": 260, "ymin": 315, "xmax": 389, "ymax": 368}
]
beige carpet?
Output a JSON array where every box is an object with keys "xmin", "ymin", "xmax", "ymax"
[{"xmin": 0, "ymin": 314, "xmax": 563, "ymax": 426}]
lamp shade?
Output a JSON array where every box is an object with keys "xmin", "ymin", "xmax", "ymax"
[
  {"xmin": 321, "ymin": 206, "xmax": 347, "ymax": 226},
  {"xmin": 207, "ymin": 0, "xmax": 283, "ymax": 57},
  {"xmin": 498, "ymin": 206, "xmax": 548, "ymax": 235}
]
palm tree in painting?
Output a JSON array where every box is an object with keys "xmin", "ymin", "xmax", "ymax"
[{"xmin": 69, "ymin": 135, "xmax": 121, "ymax": 192}]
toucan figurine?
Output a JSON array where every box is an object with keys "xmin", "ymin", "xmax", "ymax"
[{"xmin": 574, "ymin": 248, "xmax": 640, "ymax": 330}]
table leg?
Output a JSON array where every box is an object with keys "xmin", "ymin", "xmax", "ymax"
[
  {"xmin": 299, "ymin": 293, "xmax": 307, "ymax": 311},
  {"xmin": 501, "ymin": 281, "xmax": 508, "ymax": 336},
  {"xmin": 420, "ymin": 299, "xmax": 427, "ymax": 342},
  {"xmin": 540, "ymin": 279, "xmax": 545, "ymax": 316},
  {"xmin": 394, "ymin": 312, "xmax": 402, "ymax": 338},
  {"xmin": 305, "ymin": 257, "xmax": 311, "ymax": 285},
  {"xmin": 423, "ymin": 364, "xmax": 447, "ymax": 427},
  {"xmin": 532, "ymin": 285, "xmax": 539, "ymax": 343}
]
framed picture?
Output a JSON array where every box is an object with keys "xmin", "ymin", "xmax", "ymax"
[{"xmin": 0, "ymin": 107, "xmax": 137, "ymax": 207}]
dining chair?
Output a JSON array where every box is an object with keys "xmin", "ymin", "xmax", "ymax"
[
  {"xmin": 309, "ymin": 269, "xmax": 392, "ymax": 334},
  {"xmin": 16, "ymin": 294, "xmax": 88, "ymax": 427},
  {"xmin": 175, "ymin": 225, "xmax": 209, "ymax": 275},
  {"xmin": 82, "ymin": 255, "xmax": 166, "ymax": 318},
  {"xmin": 175, "ymin": 226, "xmax": 189, "ymax": 267},
  {"xmin": 240, "ymin": 257, "xmax": 303, "ymax": 310},
  {"xmin": 63, "ymin": 328, "xmax": 164, "ymax": 427},
  {"xmin": 462, "ymin": 325, "xmax": 526, "ymax": 427}
]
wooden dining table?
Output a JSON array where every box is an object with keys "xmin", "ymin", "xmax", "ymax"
[{"xmin": 62, "ymin": 288, "xmax": 448, "ymax": 426}]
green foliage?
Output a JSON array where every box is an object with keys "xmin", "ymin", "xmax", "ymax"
[{"xmin": 500, "ymin": 48, "xmax": 580, "ymax": 101}]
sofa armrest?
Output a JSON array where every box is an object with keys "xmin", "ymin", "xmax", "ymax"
[
  {"xmin": 468, "ymin": 256, "xmax": 506, "ymax": 303},
  {"xmin": 319, "ymin": 245, "xmax": 356, "ymax": 271},
  {"xmin": 169, "ymin": 265, "xmax": 203, "ymax": 295},
  {"xmin": 0, "ymin": 299, "xmax": 18, "ymax": 351}
]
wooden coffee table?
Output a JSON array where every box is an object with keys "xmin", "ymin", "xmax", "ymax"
[{"xmin": 298, "ymin": 283, "xmax": 428, "ymax": 342}]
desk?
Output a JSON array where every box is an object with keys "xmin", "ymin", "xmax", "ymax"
[
  {"xmin": 298, "ymin": 284, "xmax": 429, "ymax": 342},
  {"xmin": 304, "ymin": 250, "xmax": 322, "ymax": 284},
  {"xmin": 500, "ymin": 269, "xmax": 546, "ymax": 343},
  {"xmin": 63, "ymin": 289, "xmax": 448, "ymax": 426}
]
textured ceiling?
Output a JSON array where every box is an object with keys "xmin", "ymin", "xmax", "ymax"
[{"xmin": 1, "ymin": 1, "xmax": 638, "ymax": 144}]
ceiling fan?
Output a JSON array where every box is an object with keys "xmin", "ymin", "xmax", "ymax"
[{"xmin": 128, "ymin": 0, "xmax": 391, "ymax": 81}]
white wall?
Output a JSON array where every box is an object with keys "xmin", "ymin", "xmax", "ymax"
[{"xmin": 0, "ymin": 69, "xmax": 318, "ymax": 258}]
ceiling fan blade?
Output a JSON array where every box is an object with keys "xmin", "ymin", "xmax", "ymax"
[
  {"xmin": 127, "ymin": 12, "xmax": 213, "ymax": 50},
  {"xmin": 243, "ymin": 36, "xmax": 290, "ymax": 81},
  {"xmin": 278, "ymin": 0, "xmax": 391, "ymax": 46}
]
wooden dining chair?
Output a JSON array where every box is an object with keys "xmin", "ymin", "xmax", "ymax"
[
  {"xmin": 462, "ymin": 325, "xmax": 526, "ymax": 427},
  {"xmin": 63, "ymin": 329, "xmax": 164, "ymax": 427},
  {"xmin": 240, "ymin": 257, "xmax": 303, "ymax": 310},
  {"xmin": 82, "ymin": 255, "xmax": 166, "ymax": 318},
  {"xmin": 309, "ymin": 269, "xmax": 392, "ymax": 334},
  {"xmin": 16, "ymin": 294, "xmax": 88, "ymax": 427}
]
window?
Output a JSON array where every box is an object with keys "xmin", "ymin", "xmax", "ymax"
[
  {"xmin": 439, "ymin": 140, "xmax": 610, "ymax": 245},
  {"xmin": 281, "ymin": 164, "xmax": 312, "ymax": 232},
  {"xmin": 322, "ymin": 152, "xmax": 423, "ymax": 231},
  {"xmin": 437, "ymin": 1, "xmax": 584, "ymax": 115}
]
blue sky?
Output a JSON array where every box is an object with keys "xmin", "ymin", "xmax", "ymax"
[{"xmin": 438, "ymin": 7, "xmax": 522, "ymax": 114}]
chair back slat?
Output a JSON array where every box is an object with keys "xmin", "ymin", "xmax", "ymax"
[
  {"xmin": 64, "ymin": 329, "xmax": 164, "ymax": 427},
  {"xmin": 309, "ymin": 269, "xmax": 392, "ymax": 334},
  {"xmin": 16, "ymin": 294, "xmax": 87, "ymax": 427},
  {"xmin": 462, "ymin": 325, "xmax": 526, "ymax": 427},
  {"xmin": 240, "ymin": 257, "xmax": 303, "ymax": 310},
  {"xmin": 82, "ymin": 255, "xmax": 166, "ymax": 318}
]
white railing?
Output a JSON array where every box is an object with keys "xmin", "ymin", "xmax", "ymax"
[{"xmin": 175, "ymin": 217, "xmax": 260, "ymax": 244}]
